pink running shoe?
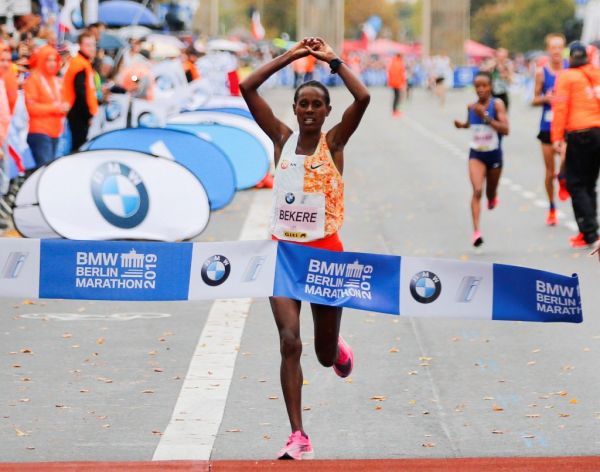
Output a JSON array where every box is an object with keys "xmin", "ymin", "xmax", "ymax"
[
  {"xmin": 333, "ymin": 336, "xmax": 354, "ymax": 378},
  {"xmin": 277, "ymin": 431, "xmax": 314, "ymax": 460},
  {"xmin": 487, "ymin": 197, "xmax": 498, "ymax": 210},
  {"xmin": 472, "ymin": 231, "xmax": 484, "ymax": 247}
]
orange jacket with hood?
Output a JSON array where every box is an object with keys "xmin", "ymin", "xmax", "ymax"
[
  {"xmin": 24, "ymin": 45, "xmax": 66, "ymax": 138},
  {"xmin": 0, "ymin": 42, "xmax": 18, "ymax": 143}
]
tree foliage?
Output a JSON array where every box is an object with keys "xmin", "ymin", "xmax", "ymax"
[{"xmin": 471, "ymin": 0, "xmax": 575, "ymax": 52}]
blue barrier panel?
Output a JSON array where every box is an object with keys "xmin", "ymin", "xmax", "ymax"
[
  {"xmin": 166, "ymin": 123, "xmax": 269, "ymax": 190},
  {"xmin": 83, "ymin": 128, "xmax": 236, "ymax": 210}
]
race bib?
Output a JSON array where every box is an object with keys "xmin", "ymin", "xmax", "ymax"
[
  {"xmin": 470, "ymin": 124, "xmax": 499, "ymax": 152},
  {"xmin": 272, "ymin": 191, "xmax": 325, "ymax": 241},
  {"xmin": 543, "ymin": 109, "xmax": 553, "ymax": 124}
]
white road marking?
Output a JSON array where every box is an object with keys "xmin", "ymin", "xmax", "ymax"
[{"xmin": 152, "ymin": 190, "xmax": 271, "ymax": 461}]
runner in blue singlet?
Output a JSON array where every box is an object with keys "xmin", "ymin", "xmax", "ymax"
[
  {"xmin": 532, "ymin": 33, "xmax": 569, "ymax": 226},
  {"xmin": 454, "ymin": 71, "xmax": 509, "ymax": 247}
]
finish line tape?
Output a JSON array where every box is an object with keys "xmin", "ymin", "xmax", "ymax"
[{"xmin": 0, "ymin": 238, "xmax": 583, "ymax": 323}]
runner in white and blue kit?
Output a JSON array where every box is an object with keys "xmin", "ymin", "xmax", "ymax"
[
  {"xmin": 532, "ymin": 33, "xmax": 569, "ymax": 226},
  {"xmin": 454, "ymin": 71, "xmax": 509, "ymax": 247}
]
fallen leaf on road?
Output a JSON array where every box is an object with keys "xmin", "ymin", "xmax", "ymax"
[
  {"xmin": 268, "ymin": 396, "xmax": 278, "ymax": 400},
  {"xmin": 408, "ymin": 371, "xmax": 418, "ymax": 375},
  {"xmin": 526, "ymin": 414, "xmax": 540, "ymax": 418},
  {"xmin": 303, "ymin": 406, "xmax": 311, "ymax": 411},
  {"xmin": 226, "ymin": 428, "xmax": 241, "ymax": 432},
  {"xmin": 19, "ymin": 399, "xmax": 30, "ymax": 403},
  {"xmin": 375, "ymin": 405, "xmax": 382, "ymax": 410},
  {"xmin": 22, "ymin": 300, "xmax": 35, "ymax": 305},
  {"xmin": 492, "ymin": 404, "xmax": 504, "ymax": 412},
  {"xmin": 102, "ymin": 424, "xmax": 111, "ymax": 429},
  {"xmin": 19, "ymin": 349, "xmax": 33, "ymax": 354},
  {"xmin": 152, "ymin": 431, "xmax": 162, "ymax": 436},
  {"xmin": 422, "ymin": 443, "xmax": 435, "ymax": 447},
  {"xmin": 153, "ymin": 368, "xmax": 164, "ymax": 373},
  {"xmin": 142, "ymin": 390, "xmax": 154, "ymax": 394},
  {"xmin": 491, "ymin": 430, "xmax": 504, "ymax": 434},
  {"xmin": 532, "ymin": 349, "xmax": 541, "ymax": 353},
  {"xmin": 389, "ymin": 348, "xmax": 399, "ymax": 353},
  {"xmin": 483, "ymin": 396, "xmax": 495, "ymax": 400},
  {"xmin": 96, "ymin": 377, "xmax": 113, "ymax": 383},
  {"xmin": 80, "ymin": 389, "xmax": 89, "ymax": 393},
  {"xmin": 345, "ymin": 378, "xmax": 353, "ymax": 384},
  {"xmin": 527, "ymin": 361, "xmax": 537, "ymax": 366},
  {"xmin": 370, "ymin": 396, "xmax": 386, "ymax": 401},
  {"xmin": 569, "ymin": 398, "xmax": 578, "ymax": 404},
  {"xmin": 15, "ymin": 428, "xmax": 28, "ymax": 437},
  {"xmin": 62, "ymin": 333, "xmax": 72, "ymax": 339},
  {"xmin": 522, "ymin": 435, "xmax": 535, "ymax": 439},
  {"xmin": 303, "ymin": 380, "xmax": 309, "ymax": 385},
  {"xmin": 559, "ymin": 413, "xmax": 571, "ymax": 417},
  {"xmin": 96, "ymin": 338, "xmax": 105, "ymax": 345},
  {"xmin": 12, "ymin": 365, "xmax": 21, "ymax": 368}
]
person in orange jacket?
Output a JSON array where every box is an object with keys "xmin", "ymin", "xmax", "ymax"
[
  {"xmin": 24, "ymin": 45, "xmax": 69, "ymax": 167},
  {"xmin": 551, "ymin": 42, "xmax": 600, "ymax": 250},
  {"xmin": 182, "ymin": 47, "xmax": 201, "ymax": 83},
  {"xmin": 0, "ymin": 43, "xmax": 17, "ymax": 148},
  {"xmin": 62, "ymin": 31, "xmax": 98, "ymax": 151},
  {"xmin": 387, "ymin": 53, "xmax": 406, "ymax": 117},
  {"xmin": 0, "ymin": 42, "xmax": 17, "ymax": 230}
]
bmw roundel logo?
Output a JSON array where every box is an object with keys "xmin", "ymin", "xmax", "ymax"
[
  {"xmin": 285, "ymin": 192, "xmax": 295, "ymax": 204},
  {"xmin": 410, "ymin": 271, "xmax": 442, "ymax": 304},
  {"xmin": 137, "ymin": 111, "xmax": 159, "ymax": 128},
  {"xmin": 105, "ymin": 101, "xmax": 122, "ymax": 122},
  {"xmin": 156, "ymin": 75, "xmax": 174, "ymax": 91},
  {"xmin": 91, "ymin": 162, "xmax": 149, "ymax": 229},
  {"xmin": 201, "ymin": 255, "xmax": 231, "ymax": 286}
]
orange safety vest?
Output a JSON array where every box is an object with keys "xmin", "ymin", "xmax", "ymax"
[
  {"xmin": 62, "ymin": 52, "xmax": 98, "ymax": 116},
  {"xmin": 387, "ymin": 57, "xmax": 406, "ymax": 89}
]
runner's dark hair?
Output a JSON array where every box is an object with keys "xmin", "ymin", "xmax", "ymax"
[
  {"xmin": 294, "ymin": 80, "xmax": 331, "ymax": 106},
  {"xmin": 474, "ymin": 71, "xmax": 492, "ymax": 84}
]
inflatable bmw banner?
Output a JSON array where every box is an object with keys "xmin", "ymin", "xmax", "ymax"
[
  {"xmin": 88, "ymin": 93, "xmax": 130, "ymax": 139},
  {"xmin": 0, "ymin": 239, "xmax": 583, "ymax": 323},
  {"xmin": 27, "ymin": 150, "xmax": 210, "ymax": 241}
]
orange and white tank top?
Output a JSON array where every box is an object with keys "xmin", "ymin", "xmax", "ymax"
[{"xmin": 271, "ymin": 131, "xmax": 344, "ymax": 242}]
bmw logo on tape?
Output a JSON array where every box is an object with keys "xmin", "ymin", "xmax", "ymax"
[
  {"xmin": 285, "ymin": 192, "xmax": 295, "ymax": 204},
  {"xmin": 91, "ymin": 161, "xmax": 149, "ymax": 229},
  {"xmin": 410, "ymin": 271, "xmax": 442, "ymax": 304},
  {"xmin": 201, "ymin": 255, "xmax": 231, "ymax": 286}
]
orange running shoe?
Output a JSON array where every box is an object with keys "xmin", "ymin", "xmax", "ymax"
[
  {"xmin": 570, "ymin": 232, "xmax": 584, "ymax": 244},
  {"xmin": 546, "ymin": 209, "xmax": 557, "ymax": 226},
  {"xmin": 557, "ymin": 175, "xmax": 570, "ymax": 201}
]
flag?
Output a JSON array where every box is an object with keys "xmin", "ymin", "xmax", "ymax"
[{"xmin": 251, "ymin": 9, "xmax": 265, "ymax": 41}]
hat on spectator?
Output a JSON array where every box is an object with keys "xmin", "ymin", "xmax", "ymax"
[{"xmin": 569, "ymin": 41, "xmax": 588, "ymax": 67}]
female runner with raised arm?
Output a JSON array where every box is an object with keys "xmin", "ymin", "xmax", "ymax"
[{"xmin": 240, "ymin": 37, "xmax": 370, "ymax": 460}]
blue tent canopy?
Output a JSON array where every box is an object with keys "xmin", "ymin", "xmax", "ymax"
[{"xmin": 99, "ymin": 0, "xmax": 160, "ymax": 27}]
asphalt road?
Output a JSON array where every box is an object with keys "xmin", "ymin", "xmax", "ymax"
[{"xmin": 1, "ymin": 85, "xmax": 599, "ymax": 463}]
